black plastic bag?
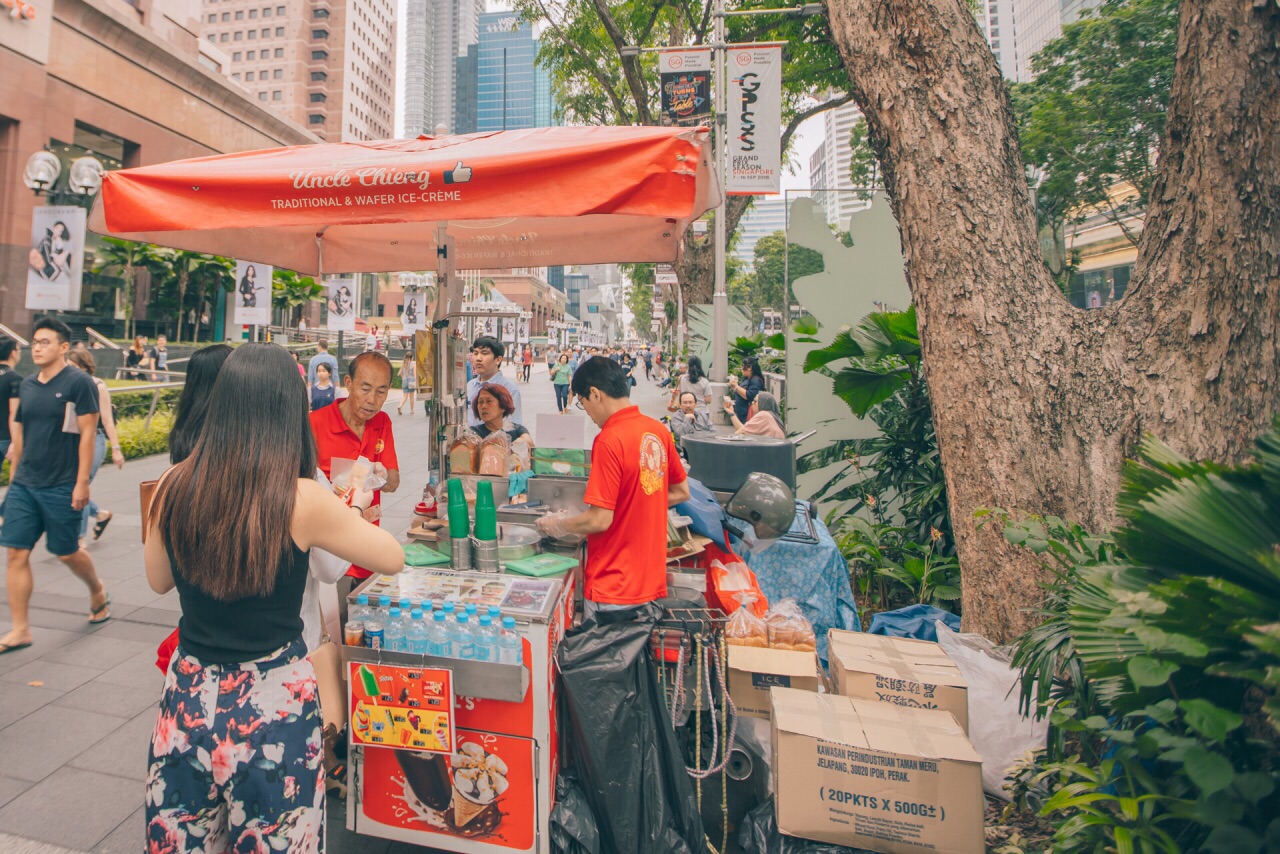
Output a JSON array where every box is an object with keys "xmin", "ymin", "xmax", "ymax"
[
  {"xmin": 549, "ymin": 773, "xmax": 601, "ymax": 854},
  {"xmin": 556, "ymin": 605, "xmax": 707, "ymax": 854},
  {"xmin": 737, "ymin": 800, "xmax": 867, "ymax": 854}
]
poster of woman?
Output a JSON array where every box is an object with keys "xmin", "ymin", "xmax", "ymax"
[
  {"xmin": 26, "ymin": 206, "xmax": 86, "ymax": 311},
  {"xmin": 326, "ymin": 276, "xmax": 356, "ymax": 331},
  {"xmin": 400, "ymin": 297, "xmax": 423, "ymax": 335},
  {"xmin": 232, "ymin": 261, "xmax": 273, "ymax": 326}
]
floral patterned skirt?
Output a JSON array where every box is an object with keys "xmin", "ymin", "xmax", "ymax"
[{"xmin": 145, "ymin": 637, "xmax": 324, "ymax": 853}]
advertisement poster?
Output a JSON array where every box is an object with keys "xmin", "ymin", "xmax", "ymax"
[
  {"xmin": 517, "ymin": 317, "xmax": 529, "ymax": 344},
  {"xmin": 232, "ymin": 260, "xmax": 272, "ymax": 326},
  {"xmin": 361, "ymin": 731, "xmax": 535, "ymax": 849},
  {"xmin": 399, "ymin": 296, "xmax": 424, "ymax": 334},
  {"xmin": 658, "ymin": 49, "xmax": 712, "ymax": 127},
  {"xmin": 26, "ymin": 206, "xmax": 86, "ymax": 311},
  {"xmin": 501, "ymin": 317, "xmax": 517, "ymax": 345},
  {"xmin": 349, "ymin": 661, "xmax": 456, "ymax": 754},
  {"xmin": 326, "ymin": 276, "xmax": 356, "ymax": 331},
  {"xmin": 726, "ymin": 45, "xmax": 783, "ymax": 194},
  {"xmin": 413, "ymin": 329, "xmax": 435, "ymax": 397}
]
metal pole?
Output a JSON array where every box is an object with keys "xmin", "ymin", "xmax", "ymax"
[{"xmin": 710, "ymin": 0, "xmax": 729, "ymax": 382}]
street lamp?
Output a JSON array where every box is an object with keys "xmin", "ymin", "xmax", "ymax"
[{"xmin": 23, "ymin": 151, "xmax": 62, "ymax": 193}]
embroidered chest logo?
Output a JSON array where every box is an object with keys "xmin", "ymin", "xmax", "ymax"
[
  {"xmin": 375, "ymin": 439, "xmax": 385, "ymax": 455},
  {"xmin": 638, "ymin": 433, "xmax": 666, "ymax": 496}
]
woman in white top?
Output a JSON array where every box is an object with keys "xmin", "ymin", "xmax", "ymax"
[
  {"xmin": 397, "ymin": 353, "xmax": 417, "ymax": 415},
  {"xmin": 669, "ymin": 354, "xmax": 712, "ymax": 414}
]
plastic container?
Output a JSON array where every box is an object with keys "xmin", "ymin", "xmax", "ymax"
[
  {"xmin": 474, "ymin": 479, "xmax": 498, "ymax": 540},
  {"xmin": 473, "ymin": 615, "xmax": 497, "ymax": 662},
  {"xmin": 377, "ymin": 595, "xmax": 393, "ymax": 625},
  {"xmin": 454, "ymin": 613, "xmax": 475, "ymax": 661},
  {"xmin": 429, "ymin": 611, "xmax": 452, "ymax": 658},
  {"xmin": 488, "ymin": 606, "xmax": 502, "ymax": 621},
  {"xmin": 351, "ymin": 594, "xmax": 372, "ymax": 624},
  {"xmin": 384, "ymin": 607, "xmax": 407, "ymax": 652},
  {"xmin": 407, "ymin": 609, "xmax": 429, "ymax": 654},
  {"xmin": 464, "ymin": 603, "xmax": 478, "ymax": 617},
  {"xmin": 447, "ymin": 478, "xmax": 470, "ymax": 539},
  {"xmin": 498, "ymin": 616, "xmax": 522, "ymax": 665},
  {"xmin": 398, "ymin": 597, "xmax": 412, "ymax": 616},
  {"xmin": 442, "ymin": 602, "xmax": 456, "ymax": 618}
]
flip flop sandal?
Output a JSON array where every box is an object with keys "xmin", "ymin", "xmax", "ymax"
[
  {"xmin": 92, "ymin": 513, "xmax": 113, "ymax": 541},
  {"xmin": 89, "ymin": 593, "xmax": 112, "ymax": 624},
  {"xmin": 0, "ymin": 641, "xmax": 33, "ymax": 655}
]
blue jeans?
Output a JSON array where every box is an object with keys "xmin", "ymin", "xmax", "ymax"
[
  {"xmin": 554, "ymin": 383, "xmax": 570, "ymax": 412},
  {"xmin": 80, "ymin": 433, "xmax": 107, "ymax": 538}
]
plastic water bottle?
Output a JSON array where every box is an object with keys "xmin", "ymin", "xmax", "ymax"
[
  {"xmin": 498, "ymin": 616, "xmax": 522, "ymax": 665},
  {"xmin": 377, "ymin": 595, "xmax": 392, "ymax": 624},
  {"xmin": 351, "ymin": 594, "xmax": 372, "ymax": 624},
  {"xmin": 429, "ymin": 611, "xmax": 452, "ymax": 658},
  {"xmin": 487, "ymin": 606, "xmax": 502, "ymax": 622},
  {"xmin": 385, "ymin": 607, "xmax": 406, "ymax": 652},
  {"xmin": 442, "ymin": 602, "xmax": 456, "ymax": 619},
  {"xmin": 407, "ymin": 609, "xmax": 429, "ymax": 654},
  {"xmin": 464, "ymin": 603, "xmax": 478, "ymax": 618},
  {"xmin": 454, "ymin": 613, "xmax": 475, "ymax": 660},
  {"xmin": 474, "ymin": 615, "xmax": 498, "ymax": 662},
  {"xmin": 399, "ymin": 597, "xmax": 412, "ymax": 616}
]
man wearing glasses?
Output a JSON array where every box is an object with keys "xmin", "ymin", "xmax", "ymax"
[
  {"xmin": 538, "ymin": 356, "xmax": 689, "ymax": 617},
  {"xmin": 0, "ymin": 319, "xmax": 109, "ymax": 654}
]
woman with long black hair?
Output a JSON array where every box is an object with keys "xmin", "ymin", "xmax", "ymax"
[
  {"xmin": 670, "ymin": 354, "xmax": 711, "ymax": 413},
  {"xmin": 143, "ymin": 343, "xmax": 402, "ymax": 852},
  {"xmin": 168, "ymin": 344, "xmax": 232, "ymax": 465}
]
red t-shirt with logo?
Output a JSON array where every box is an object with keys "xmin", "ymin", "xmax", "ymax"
[
  {"xmin": 310, "ymin": 402, "xmax": 399, "ymax": 580},
  {"xmin": 582, "ymin": 406, "xmax": 687, "ymax": 604}
]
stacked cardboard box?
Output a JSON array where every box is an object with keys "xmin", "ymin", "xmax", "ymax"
[
  {"xmin": 726, "ymin": 646, "xmax": 822, "ymax": 719},
  {"xmin": 827, "ymin": 630, "xmax": 970, "ymax": 733},
  {"xmin": 770, "ymin": 687, "xmax": 984, "ymax": 854}
]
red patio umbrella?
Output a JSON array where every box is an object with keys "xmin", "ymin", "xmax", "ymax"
[{"xmin": 88, "ymin": 126, "xmax": 719, "ymax": 275}]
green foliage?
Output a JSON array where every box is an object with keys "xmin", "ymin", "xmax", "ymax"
[
  {"xmin": 832, "ymin": 516, "xmax": 959, "ymax": 623},
  {"xmin": 735, "ymin": 230, "xmax": 824, "ymax": 318},
  {"xmin": 272, "ymin": 270, "xmax": 323, "ymax": 326},
  {"xmin": 110, "ymin": 387, "xmax": 184, "ymax": 421},
  {"xmin": 1001, "ymin": 423, "xmax": 1280, "ymax": 852},
  {"xmin": 1012, "ymin": 0, "xmax": 1178, "ymax": 249},
  {"xmin": 847, "ymin": 121, "xmax": 880, "ymax": 195},
  {"xmin": 116, "ymin": 410, "xmax": 174, "ymax": 459},
  {"xmin": 623, "ymin": 265, "xmax": 655, "ymax": 338}
]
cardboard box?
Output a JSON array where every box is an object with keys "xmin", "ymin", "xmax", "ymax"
[
  {"xmin": 728, "ymin": 646, "xmax": 821, "ymax": 719},
  {"xmin": 770, "ymin": 687, "xmax": 984, "ymax": 854},
  {"xmin": 828, "ymin": 630, "xmax": 970, "ymax": 733}
]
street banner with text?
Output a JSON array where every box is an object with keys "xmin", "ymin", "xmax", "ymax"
[
  {"xmin": 659, "ymin": 49, "xmax": 713, "ymax": 128},
  {"xmin": 726, "ymin": 46, "xmax": 783, "ymax": 195},
  {"xmin": 26, "ymin": 206, "xmax": 86, "ymax": 311}
]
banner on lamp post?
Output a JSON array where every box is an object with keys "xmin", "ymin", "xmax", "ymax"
[
  {"xmin": 233, "ymin": 261, "xmax": 273, "ymax": 326},
  {"xmin": 326, "ymin": 275, "xmax": 356, "ymax": 331},
  {"xmin": 26, "ymin": 206, "xmax": 86, "ymax": 311},
  {"xmin": 726, "ymin": 45, "xmax": 783, "ymax": 195},
  {"xmin": 658, "ymin": 49, "xmax": 712, "ymax": 128}
]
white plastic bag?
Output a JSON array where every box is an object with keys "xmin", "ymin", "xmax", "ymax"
[{"xmin": 934, "ymin": 620, "xmax": 1050, "ymax": 800}]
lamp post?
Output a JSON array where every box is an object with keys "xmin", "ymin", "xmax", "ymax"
[{"xmin": 621, "ymin": 3, "xmax": 822, "ymax": 381}]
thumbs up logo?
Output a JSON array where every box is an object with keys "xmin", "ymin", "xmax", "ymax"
[{"xmin": 444, "ymin": 161, "xmax": 472, "ymax": 184}]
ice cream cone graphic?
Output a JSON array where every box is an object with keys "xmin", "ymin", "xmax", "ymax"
[{"xmin": 453, "ymin": 791, "xmax": 488, "ymax": 827}]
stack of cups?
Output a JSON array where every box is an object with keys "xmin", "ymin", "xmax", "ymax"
[
  {"xmin": 447, "ymin": 479, "xmax": 472, "ymax": 570},
  {"xmin": 472, "ymin": 481, "xmax": 499, "ymax": 573}
]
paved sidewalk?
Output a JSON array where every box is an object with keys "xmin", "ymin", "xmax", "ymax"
[{"xmin": 0, "ymin": 360, "xmax": 675, "ymax": 852}]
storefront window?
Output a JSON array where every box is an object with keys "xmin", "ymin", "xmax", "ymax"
[{"xmin": 1068, "ymin": 264, "xmax": 1133, "ymax": 309}]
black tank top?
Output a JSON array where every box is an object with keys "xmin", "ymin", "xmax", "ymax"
[{"xmin": 166, "ymin": 533, "xmax": 310, "ymax": 664}]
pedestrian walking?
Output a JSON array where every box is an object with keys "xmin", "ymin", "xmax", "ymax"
[
  {"xmin": 307, "ymin": 339, "xmax": 339, "ymax": 387},
  {"xmin": 551, "ymin": 352, "xmax": 573, "ymax": 413},
  {"xmin": 521, "ymin": 345, "xmax": 533, "ymax": 383},
  {"xmin": 397, "ymin": 352, "xmax": 417, "ymax": 415},
  {"xmin": 66, "ymin": 349, "xmax": 125, "ymax": 544},
  {"xmin": 0, "ymin": 318, "xmax": 109, "ymax": 654},
  {"xmin": 149, "ymin": 334, "xmax": 169, "ymax": 372},
  {"xmin": 0, "ymin": 337, "xmax": 24, "ymax": 465},
  {"xmin": 144, "ymin": 343, "xmax": 403, "ymax": 852}
]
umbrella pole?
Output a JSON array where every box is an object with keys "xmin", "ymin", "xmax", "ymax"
[{"xmin": 429, "ymin": 223, "xmax": 461, "ymax": 487}]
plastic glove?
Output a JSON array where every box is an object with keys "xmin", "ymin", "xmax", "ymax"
[
  {"xmin": 536, "ymin": 510, "xmax": 573, "ymax": 539},
  {"xmin": 367, "ymin": 461, "xmax": 389, "ymax": 491}
]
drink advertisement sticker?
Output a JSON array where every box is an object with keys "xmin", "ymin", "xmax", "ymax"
[{"xmin": 349, "ymin": 661, "xmax": 456, "ymax": 754}]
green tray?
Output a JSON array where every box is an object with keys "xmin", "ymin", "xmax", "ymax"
[
  {"xmin": 403, "ymin": 543, "xmax": 452, "ymax": 567},
  {"xmin": 504, "ymin": 553, "xmax": 580, "ymax": 577}
]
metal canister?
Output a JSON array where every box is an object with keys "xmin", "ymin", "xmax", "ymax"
[
  {"xmin": 343, "ymin": 621, "xmax": 365, "ymax": 647},
  {"xmin": 472, "ymin": 537, "xmax": 500, "ymax": 573},
  {"xmin": 450, "ymin": 535, "xmax": 473, "ymax": 571},
  {"xmin": 363, "ymin": 621, "xmax": 385, "ymax": 650}
]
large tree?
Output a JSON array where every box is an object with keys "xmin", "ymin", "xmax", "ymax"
[
  {"xmin": 514, "ymin": 0, "xmax": 853, "ymax": 303},
  {"xmin": 825, "ymin": 0, "xmax": 1279, "ymax": 641}
]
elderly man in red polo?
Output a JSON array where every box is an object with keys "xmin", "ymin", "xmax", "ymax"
[{"xmin": 310, "ymin": 351, "xmax": 401, "ymax": 619}]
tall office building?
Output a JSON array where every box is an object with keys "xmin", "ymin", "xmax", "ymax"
[
  {"xmin": 977, "ymin": 0, "xmax": 1021, "ymax": 81},
  {"xmin": 454, "ymin": 44, "xmax": 479, "ymax": 134},
  {"xmin": 733, "ymin": 199, "xmax": 789, "ymax": 271},
  {"xmin": 811, "ymin": 101, "xmax": 871, "ymax": 230},
  {"xmin": 474, "ymin": 12, "xmax": 556, "ymax": 131},
  {"xmin": 200, "ymin": 0, "xmax": 395, "ymax": 142},
  {"xmin": 402, "ymin": 0, "xmax": 433, "ymax": 135}
]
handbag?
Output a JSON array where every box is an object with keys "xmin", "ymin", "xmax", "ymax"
[{"xmin": 139, "ymin": 479, "xmax": 158, "ymax": 543}]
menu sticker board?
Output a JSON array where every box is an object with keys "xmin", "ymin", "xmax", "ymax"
[{"xmin": 350, "ymin": 661, "xmax": 456, "ymax": 754}]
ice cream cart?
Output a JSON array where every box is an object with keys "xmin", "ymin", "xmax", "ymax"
[{"xmin": 344, "ymin": 568, "xmax": 575, "ymax": 853}]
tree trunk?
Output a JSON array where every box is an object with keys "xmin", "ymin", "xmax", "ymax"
[
  {"xmin": 176, "ymin": 269, "xmax": 189, "ymax": 344},
  {"xmin": 825, "ymin": 0, "xmax": 1280, "ymax": 641}
]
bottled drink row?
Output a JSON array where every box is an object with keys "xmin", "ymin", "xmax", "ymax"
[{"xmin": 344, "ymin": 594, "xmax": 522, "ymax": 665}]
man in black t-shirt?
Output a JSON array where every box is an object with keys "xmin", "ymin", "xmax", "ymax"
[
  {"xmin": 0, "ymin": 338, "xmax": 22, "ymax": 462},
  {"xmin": 0, "ymin": 318, "xmax": 109, "ymax": 654}
]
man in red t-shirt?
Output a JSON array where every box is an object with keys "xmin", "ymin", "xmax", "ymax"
[
  {"xmin": 310, "ymin": 351, "xmax": 400, "ymax": 619},
  {"xmin": 537, "ymin": 356, "xmax": 689, "ymax": 614}
]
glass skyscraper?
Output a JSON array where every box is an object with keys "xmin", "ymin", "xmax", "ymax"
[{"xmin": 474, "ymin": 12, "xmax": 557, "ymax": 131}]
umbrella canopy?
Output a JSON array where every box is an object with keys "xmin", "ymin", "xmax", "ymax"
[{"xmin": 89, "ymin": 126, "xmax": 718, "ymax": 275}]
